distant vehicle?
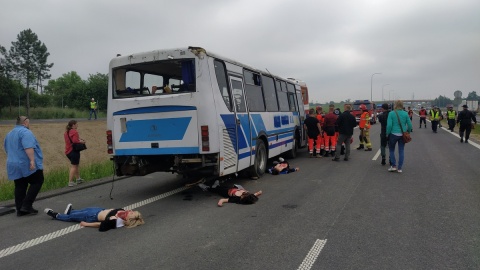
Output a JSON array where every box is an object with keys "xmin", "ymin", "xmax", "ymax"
[
  {"xmin": 351, "ymin": 100, "xmax": 377, "ymax": 124},
  {"xmin": 458, "ymin": 100, "xmax": 479, "ymax": 113}
]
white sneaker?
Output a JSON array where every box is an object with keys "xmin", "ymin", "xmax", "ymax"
[
  {"xmin": 397, "ymin": 170, "xmax": 402, "ymax": 173},
  {"xmin": 68, "ymin": 182, "xmax": 76, "ymax": 187},
  {"xmin": 198, "ymin": 183, "xmax": 209, "ymax": 191},
  {"xmin": 388, "ymin": 166, "xmax": 397, "ymax": 172},
  {"xmin": 212, "ymin": 180, "xmax": 220, "ymax": 188},
  {"xmin": 76, "ymin": 178, "xmax": 84, "ymax": 184}
]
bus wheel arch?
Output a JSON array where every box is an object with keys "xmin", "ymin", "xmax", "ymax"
[{"xmin": 249, "ymin": 137, "xmax": 267, "ymax": 178}]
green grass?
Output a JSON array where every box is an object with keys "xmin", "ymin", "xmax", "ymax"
[
  {"xmin": 0, "ymin": 160, "xmax": 115, "ymax": 202},
  {"xmin": 0, "ymin": 106, "xmax": 105, "ymax": 120}
]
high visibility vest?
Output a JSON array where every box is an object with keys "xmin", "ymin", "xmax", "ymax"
[
  {"xmin": 430, "ymin": 110, "xmax": 439, "ymax": 121},
  {"xmin": 447, "ymin": 110, "xmax": 456, "ymax": 119},
  {"xmin": 359, "ymin": 112, "xmax": 370, "ymax": 129},
  {"xmin": 90, "ymin": 101, "xmax": 97, "ymax": 109}
]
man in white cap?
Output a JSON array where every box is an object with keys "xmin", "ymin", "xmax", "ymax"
[
  {"xmin": 88, "ymin": 98, "xmax": 97, "ymax": 120},
  {"xmin": 457, "ymin": 104, "xmax": 477, "ymax": 143}
]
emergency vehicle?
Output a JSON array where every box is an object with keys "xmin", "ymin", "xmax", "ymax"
[{"xmin": 351, "ymin": 100, "xmax": 376, "ymax": 124}]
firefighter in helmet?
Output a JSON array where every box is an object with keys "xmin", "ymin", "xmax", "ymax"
[{"xmin": 356, "ymin": 104, "xmax": 372, "ymax": 151}]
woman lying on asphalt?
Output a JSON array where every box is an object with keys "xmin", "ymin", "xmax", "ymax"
[
  {"xmin": 44, "ymin": 204, "xmax": 144, "ymax": 231},
  {"xmin": 198, "ymin": 181, "xmax": 262, "ymax": 207}
]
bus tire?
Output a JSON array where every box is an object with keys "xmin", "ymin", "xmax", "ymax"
[
  {"xmin": 249, "ymin": 140, "xmax": 267, "ymax": 178},
  {"xmin": 285, "ymin": 135, "xmax": 298, "ymax": 159}
]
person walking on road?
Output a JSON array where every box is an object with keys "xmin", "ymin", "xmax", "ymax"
[
  {"xmin": 3, "ymin": 116, "xmax": 45, "ymax": 216},
  {"xmin": 429, "ymin": 106, "xmax": 441, "ymax": 133},
  {"xmin": 386, "ymin": 100, "xmax": 413, "ymax": 173},
  {"xmin": 407, "ymin": 106, "xmax": 414, "ymax": 131},
  {"xmin": 304, "ymin": 109, "xmax": 322, "ymax": 158},
  {"xmin": 457, "ymin": 104, "xmax": 477, "ymax": 143},
  {"xmin": 419, "ymin": 106, "xmax": 427, "ymax": 128},
  {"xmin": 64, "ymin": 120, "xmax": 86, "ymax": 187},
  {"xmin": 333, "ymin": 104, "xmax": 357, "ymax": 161},
  {"xmin": 446, "ymin": 105, "xmax": 457, "ymax": 132},
  {"xmin": 88, "ymin": 98, "xmax": 97, "ymax": 120},
  {"xmin": 378, "ymin": 103, "xmax": 391, "ymax": 166}
]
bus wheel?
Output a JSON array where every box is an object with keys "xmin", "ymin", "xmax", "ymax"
[
  {"xmin": 285, "ymin": 136, "xmax": 298, "ymax": 159},
  {"xmin": 249, "ymin": 140, "xmax": 267, "ymax": 178}
]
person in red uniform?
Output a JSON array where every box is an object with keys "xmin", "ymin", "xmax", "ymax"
[
  {"xmin": 315, "ymin": 106, "xmax": 325, "ymax": 156},
  {"xmin": 304, "ymin": 109, "xmax": 322, "ymax": 157},
  {"xmin": 322, "ymin": 104, "xmax": 338, "ymax": 157},
  {"xmin": 407, "ymin": 107, "xmax": 414, "ymax": 131},
  {"xmin": 356, "ymin": 104, "xmax": 372, "ymax": 151},
  {"xmin": 418, "ymin": 106, "xmax": 427, "ymax": 128}
]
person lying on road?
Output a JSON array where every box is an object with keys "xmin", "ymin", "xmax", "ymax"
[
  {"xmin": 44, "ymin": 204, "xmax": 144, "ymax": 232},
  {"xmin": 199, "ymin": 181, "xmax": 262, "ymax": 207}
]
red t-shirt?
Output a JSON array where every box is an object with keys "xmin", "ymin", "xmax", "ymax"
[{"xmin": 64, "ymin": 129, "xmax": 80, "ymax": 155}]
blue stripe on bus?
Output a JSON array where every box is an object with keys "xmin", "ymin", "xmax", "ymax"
[
  {"xmin": 119, "ymin": 117, "xmax": 191, "ymax": 142},
  {"xmin": 270, "ymin": 138, "xmax": 294, "ymax": 149},
  {"xmin": 113, "ymin": 106, "xmax": 196, "ymax": 115},
  {"xmin": 115, "ymin": 147, "xmax": 199, "ymax": 155},
  {"xmin": 250, "ymin": 114, "xmax": 266, "ymax": 137}
]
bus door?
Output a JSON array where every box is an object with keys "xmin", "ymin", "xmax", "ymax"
[{"xmin": 229, "ymin": 76, "xmax": 252, "ymax": 172}]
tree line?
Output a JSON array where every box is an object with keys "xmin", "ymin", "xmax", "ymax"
[{"xmin": 0, "ymin": 29, "xmax": 107, "ymax": 116}]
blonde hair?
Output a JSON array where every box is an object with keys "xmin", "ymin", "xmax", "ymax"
[
  {"xmin": 124, "ymin": 211, "xmax": 145, "ymax": 228},
  {"xmin": 394, "ymin": 100, "xmax": 404, "ymax": 110}
]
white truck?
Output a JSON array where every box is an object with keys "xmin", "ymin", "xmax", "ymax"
[{"xmin": 458, "ymin": 100, "xmax": 479, "ymax": 112}]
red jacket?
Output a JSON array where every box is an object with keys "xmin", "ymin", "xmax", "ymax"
[{"xmin": 64, "ymin": 129, "xmax": 80, "ymax": 155}]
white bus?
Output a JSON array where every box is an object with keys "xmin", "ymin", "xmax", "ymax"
[{"xmin": 106, "ymin": 46, "xmax": 307, "ymax": 179}]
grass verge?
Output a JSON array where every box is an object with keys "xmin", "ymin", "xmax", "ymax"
[{"xmin": 0, "ymin": 160, "xmax": 114, "ymax": 202}]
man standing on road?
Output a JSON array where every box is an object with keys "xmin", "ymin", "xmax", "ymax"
[
  {"xmin": 446, "ymin": 105, "xmax": 457, "ymax": 132},
  {"xmin": 356, "ymin": 104, "xmax": 372, "ymax": 151},
  {"xmin": 333, "ymin": 104, "xmax": 357, "ymax": 161},
  {"xmin": 457, "ymin": 104, "xmax": 477, "ymax": 143},
  {"xmin": 378, "ymin": 103, "xmax": 391, "ymax": 166},
  {"xmin": 419, "ymin": 106, "xmax": 427, "ymax": 128},
  {"xmin": 88, "ymin": 98, "xmax": 97, "ymax": 120},
  {"xmin": 322, "ymin": 104, "xmax": 338, "ymax": 157},
  {"xmin": 4, "ymin": 116, "xmax": 45, "ymax": 216},
  {"xmin": 430, "ymin": 106, "xmax": 440, "ymax": 133},
  {"xmin": 304, "ymin": 109, "xmax": 322, "ymax": 158}
]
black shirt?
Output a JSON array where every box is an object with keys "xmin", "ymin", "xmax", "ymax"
[{"xmin": 336, "ymin": 110, "xmax": 357, "ymax": 135}]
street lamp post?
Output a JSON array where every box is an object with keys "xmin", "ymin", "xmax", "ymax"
[
  {"xmin": 382, "ymin": 84, "xmax": 390, "ymax": 101},
  {"xmin": 389, "ymin": 89, "xmax": 394, "ymax": 102},
  {"xmin": 370, "ymin": 73, "xmax": 382, "ymax": 101}
]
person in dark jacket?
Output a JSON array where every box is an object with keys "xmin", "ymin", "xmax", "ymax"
[
  {"xmin": 378, "ymin": 103, "xmax": 391, "ymax": 165},
  {"xmin": 44, "ymin": 204, "xmax": 144, "ymax": 231},
  {"xmin": 457, "ymin": 104, "xmax": 477, "ymax": 143},
  {"xmin": 333, "ymin": 104, "xmax": 357, "ymax": 161}
]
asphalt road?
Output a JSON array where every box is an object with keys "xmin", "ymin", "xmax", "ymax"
[{"xmin": 1, "ymin": 115, "xmax": 479, "ymax": 270}]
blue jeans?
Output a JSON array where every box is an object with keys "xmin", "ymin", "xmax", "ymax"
[
  {"xmin": 56, "ymin": 207, "xmax": 104, "ymax": 222},
  {"xmin": 388, "ymin": 134, "xmax": 405, "ymax": 169},
  {"xmin": 88, "ymin": 109, "xmax": 97, "ymax": 120}
]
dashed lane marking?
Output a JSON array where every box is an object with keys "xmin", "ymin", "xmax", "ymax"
[
  {"xmin": 0, "ymin": 186, "xmax": 190, "ymax": 259},
  {"xmin": 297, "ymin": 239, "xmax": 328, "ymax": 270},
  {"xmin": 373, "ymin": 149, "xmax": 381, "ymax": 160}
]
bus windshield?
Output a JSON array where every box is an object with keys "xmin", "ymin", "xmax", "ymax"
[{"xmin": 112, "ymin": 59, "xmax": 195, "ymax": 98}]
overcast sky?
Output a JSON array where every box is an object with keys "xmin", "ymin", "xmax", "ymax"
[{"xmin": 1, "ymin": 0, "xmax": 479, "ymax": 103}]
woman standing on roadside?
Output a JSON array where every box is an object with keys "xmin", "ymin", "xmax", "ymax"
[
  {"xmin": 386, "ymin": 100, "xmax": 412, "ymax": 173},
  {"xmin": 64, "ymin": 120, "xmax": 86, "ymax": 187}
]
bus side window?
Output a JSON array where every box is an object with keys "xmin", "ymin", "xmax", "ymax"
[{"xmin": 214, "ymin": 60, "xmax": 233, "ymax": 111}]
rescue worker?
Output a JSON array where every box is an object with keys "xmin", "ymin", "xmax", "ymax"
[
  {"xmin": 322, "ymin": 104, "xmax": 338, "ymax": 157},
  {"xmin": 429, "ymin": 106, "xmax": 440, "ymax": 133},
  {"xmin": 457, "ymin": 104, "xmax": 477, "ymax": 143},
  {"xmin": 304, "ymin": 109, "xmax": 322, "ymax": 157},
  {"xmin": 315, "ymin": 106, "xmax": 325, "ymax": 156},
  {"xmin": 418, "ymin": 106, "xmax": 427, "ymax": 128},
  {"xmin": 88, "ymin": 98, "xmax": 97, "ymax": 120},
  {"xmin": 356, "ymin": 104, "xmax": 372, "ymax": 151},
  {"xmin": 446, "ymin": 105, "xmax": 457, "ymax": 132}
]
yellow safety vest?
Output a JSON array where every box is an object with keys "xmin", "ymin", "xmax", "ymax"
[
  {"xmin": 447, "ymin": 110, "xmax": 456, "ymax": 119},
  {"xmin": 430, "ymin": 110, "xmax": 439, "ymax": 121},
  {"xmin": 90, "ymin": 101, "xmax": 97, "ymax": 109}
]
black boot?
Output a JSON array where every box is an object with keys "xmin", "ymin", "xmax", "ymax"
[
  {"xmin": 381, "ymin": 158, "xmax": 386, "ymax": 165},
  {"xmin": 356, "ymin": 145, "xmax": 364, "ymax": 150}
]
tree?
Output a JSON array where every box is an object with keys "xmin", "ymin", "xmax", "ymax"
[
  {"xmin": 1, "ymin": 29, "xmax": 53, "ymax": 116},
  {"xmin": 467, "ymin": 91, "xmax": 479, "ymax": 101},
  {"xmin": 433, "ymin": 95, "xmax": 453, "ymax": 107}
]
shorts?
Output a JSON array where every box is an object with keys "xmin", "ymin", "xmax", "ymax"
[{"xmin": 66, "ymin": 151, "xmax": 80, "ymax": 165}]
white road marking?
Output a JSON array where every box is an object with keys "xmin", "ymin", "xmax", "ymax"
[
  {"xmin": 0, "ymin": 186, "xmax": 189, "ymax": 259},
  {"xmin": 372, "ymin": 149, "xmax": 381, "ymax": 160},
  {"xmin": 297, "ymin": 239, "xmax": 328, "ymax": 270}
]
